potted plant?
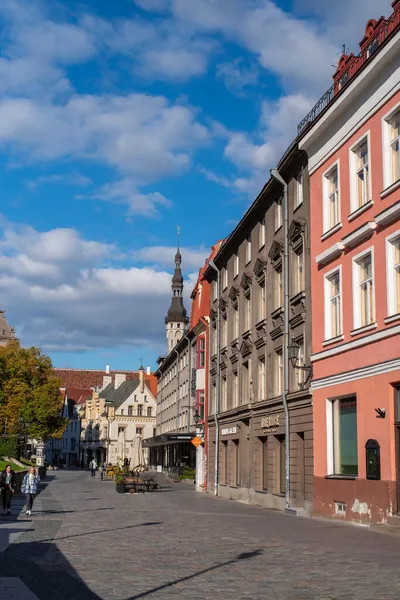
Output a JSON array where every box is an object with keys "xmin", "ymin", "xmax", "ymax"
[{"xmin": 115, "ymin": 473, "xmax": 125, "ymax": 494}]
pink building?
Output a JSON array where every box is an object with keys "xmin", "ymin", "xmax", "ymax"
[{"xmin": 299, "ymin": 1, "xmax": 400, "ymax": 525}]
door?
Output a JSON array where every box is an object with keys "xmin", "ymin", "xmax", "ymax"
[{"xmin": 394, "ymin": 386, "xmax": 400, "ymax": 514}]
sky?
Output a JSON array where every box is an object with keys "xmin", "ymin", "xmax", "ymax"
[{"xmin": 0, "ymin": 0, "xmax": 392, "ymax": 371}]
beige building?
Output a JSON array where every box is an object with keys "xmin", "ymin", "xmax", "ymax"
[
  {"xmin": 80, "ymin": 366, "xmax": 157, "ymax": 466},
  {"xmin": 0, "ymin": 309, "xmax": 15, "ymax": 346}
]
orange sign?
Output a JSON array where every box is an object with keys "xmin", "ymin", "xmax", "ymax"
[{"xmin": 192, "ymin": 436, "xmax": 203, "ymax": 448}]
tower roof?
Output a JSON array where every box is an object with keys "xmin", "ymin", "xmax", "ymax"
[
  {"xmin": 0, "ymin": 310, "xmax": 16, "ymax": 347},
  {"xmin": 166, "ymin": 238, "xmax": 189, "ymax": 325}
]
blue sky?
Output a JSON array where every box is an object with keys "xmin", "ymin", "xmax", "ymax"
[{"xmin": 0, "ymin": 0, "xmax": 391, "ymax": 370}]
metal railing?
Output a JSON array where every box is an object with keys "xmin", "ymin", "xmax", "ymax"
[{"xmin": 297, "ymin": 7, "xmax": 400, "ymax": 136}]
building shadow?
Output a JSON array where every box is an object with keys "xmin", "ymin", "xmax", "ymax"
[
  {"xmin": 0, "ymin": 521, "xmax": 163, "ymax": 600},
  {"xmin": 126, "ymin": 549, "xmax": 264, "ymax": 599}
]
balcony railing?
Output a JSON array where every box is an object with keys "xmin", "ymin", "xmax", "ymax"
[{"xmin": 297, "ymin": 6, "xmax": 400, "ymax": 136}]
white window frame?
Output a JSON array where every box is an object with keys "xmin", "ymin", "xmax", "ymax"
[
  {"xmin": 257, "ymin": 357, "xmax": 266, "ymax": 401},
  {"xmin": 259, "ymin": 219, "xmax": 266, "ymax": 248},
  {"xmin": 386, "ymin": 229, "xmax": 400, "ymax": 317},
  {"xmin": 324, "ymin": 265, "xmax": 343, "ymax": 340},
  {"xmin": 234, "ymin": 253, "xmax": 239, "ymax": 278},
  {"xmin": 322, "ymin": 160, "xmax": 341, "ymax": 233},
  {"xmin": 222, "ymin": 267, "xmax": 228, "ymax": 291},
  {"xmin": 294, "ymin": 337, "xmax": 305, "ymax": 390},
  {"xmin": 245, "ymin": 237, "xmax": 251, "ymax": 265},
  {"xmin": 274, "ymin": 349, "xmax": 283, "ymax": 396},
  {"xmin": 349, "ymin": 131, "xmax": 372, "ymax": 214},
  {"xmin": 326, "ymin": 396, "xmax": 358, "ymax": 476},
  {"xmin": 275, "ymin": 197, "xmax": 283, "ymax": 231},
  {"xmin": 382, "ymin": 102, "xmax": 400, "ymax": 190},
  {"xmin": 352, "ymin": 247, "xmax": 375, "ymax": 330},
  {"xmin": 295, "ymin": 171, "xmax": 303, "ymax": 208}
]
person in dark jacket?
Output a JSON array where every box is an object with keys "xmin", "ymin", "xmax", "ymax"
[{"xmin": 0, "ymin": 465, "xmax": 16, "ymax": 515}]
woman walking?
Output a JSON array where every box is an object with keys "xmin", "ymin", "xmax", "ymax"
[
  {"xmin": 0, "ymin": 464, "xmax": 16, "ymax": 515},
  {"xmin": 21, "ymin": 467, "xmax": 40, "ymax": 516}
]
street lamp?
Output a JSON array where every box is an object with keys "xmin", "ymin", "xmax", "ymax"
[{"xmin": 288, "ymin": 340, "xmax": 313, "ymax": 387}]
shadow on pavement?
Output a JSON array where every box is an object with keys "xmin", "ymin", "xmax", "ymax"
[
  {"xmin": 126, "ymin": 549, "xmax": 264, "ymax": 599},
  {"xmin": 0, "ymin": 521, "xmax": 163, "ymax": 600},
  {"xmin": 39, "ymin": 521, "xmax": 163, "ymax": 543}
]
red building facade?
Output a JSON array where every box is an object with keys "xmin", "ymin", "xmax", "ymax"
[{"xmin": 299, "ymin": 1, "xmax": 400, "ymax": 524}]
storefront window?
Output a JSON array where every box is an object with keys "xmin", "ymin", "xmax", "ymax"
[{"xmin": 333, "ymin": 397, "xmax": 358, "ymax": 476}]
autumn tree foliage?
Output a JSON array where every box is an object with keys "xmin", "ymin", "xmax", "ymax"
[{"xmin": 0, "ymin": 341, "xmax": 66, "ymax": 441}]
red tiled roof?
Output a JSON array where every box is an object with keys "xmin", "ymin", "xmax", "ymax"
[
  {"xmin": 54, "ymin": 369, "xmax": 157, "ymax": 399},
  {"xmin": 65, "ymin": 388, "xmax": 93, "ymax": 405}
]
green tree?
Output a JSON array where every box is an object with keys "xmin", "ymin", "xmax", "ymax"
[{"xmin": 0, "ymin": 340, "xmax": 66, "ymax": 441}]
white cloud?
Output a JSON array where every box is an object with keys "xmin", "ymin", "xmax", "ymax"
[
  {"xmin": 27, "ymin": 172, "xmax": 93, "ymax": 189},
  {"xmin": 0, "ymin": 93, "xmax": 209, "ymax": 183},
  {"xmin": 86, "ymin": 178, "xmax": 172, "ymax": 218},
  {"xmin": 0, "ymin": 219, "xmax": 197, "ymax": 352},
  {"xmin": 216, "ymin": 58, "xmax": 260, "ymax": 95}
]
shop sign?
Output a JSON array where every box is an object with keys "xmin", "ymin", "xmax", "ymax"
[
  {"xmin": 191, "ymin": 368, "xmax": 197, "ymax": 398},
  {"xmin": 221, "ymin": 427, "xmax": 237, "ymax": 436},
  {"xmin": 261, "ymin": 415, "xmax": 280, "ymax": 430}
]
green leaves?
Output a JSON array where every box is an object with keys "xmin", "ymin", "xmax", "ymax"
[{"xmin": 0, "ymin": 340, "xmax": 66, "ymax": 441}]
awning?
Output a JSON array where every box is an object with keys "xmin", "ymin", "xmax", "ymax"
[{"xmin": 143, "ymin": 432, "xmax": 195, "ymax": 448}]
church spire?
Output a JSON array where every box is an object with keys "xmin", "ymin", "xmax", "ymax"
[{"xmin": 165, "ymin": 227, "xmax": 189, "ymax": 353}]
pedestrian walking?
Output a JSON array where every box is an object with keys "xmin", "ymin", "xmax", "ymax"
[
  {"xmin": 89, "ymin": 459, "xmax": 97, "ymax": 478},
  {"xmin": 21, "ymin": 467, "xmax": 40, "ymax": 516},
  {"xmin": 0, "ymin": 464, "xmax": 16, "ymax": 515}
]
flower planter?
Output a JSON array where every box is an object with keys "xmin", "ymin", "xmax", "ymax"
[{"xmin": 116, "ymin": 481, "xmax": 125, "ymax": 494}]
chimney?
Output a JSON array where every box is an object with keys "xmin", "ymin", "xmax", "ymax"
[
  {"xmin": 139, "ymin": 364, "xmax": 145, "ymax": 393},
  {"xmin": 146, "ymin": 366, "xmax": 151, "ymax": 376},
  {"xmin": 105, "ymin": 364, "xmax": 110, "ymax": 374},
  {"xmin": 114, "ymin": 373, "xmax": 126, "ymax": 389},
  {"xmin": 102, "ymin": 375, "xmax": 112, "ymax": 389}
]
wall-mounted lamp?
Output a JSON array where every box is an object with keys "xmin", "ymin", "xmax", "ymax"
[
  {"xmin": 287, "ymin": 340, "xmax": 313, "ymax": 387},
  {"xmin": 375, "ymin": 408, "xmax": 386, "ymax": 419}
]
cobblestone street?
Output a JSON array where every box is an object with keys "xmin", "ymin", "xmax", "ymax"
[{"xmin": 0, "ymin": 471, "xmax": 400, "ymax": 599}]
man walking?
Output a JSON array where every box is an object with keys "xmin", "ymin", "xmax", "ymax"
[{"xmin": 89, "ymin": 459, "xmax": 97, "ymax": 478}]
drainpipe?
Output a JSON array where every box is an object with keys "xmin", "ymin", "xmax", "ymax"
[
  {"xmin": 208, "ymin": 259, "xmax": 221, "ymax": 496},
  {"xmin": 183, "ymin": 334, "xmax": 191, "ymax": 434},
  {"xmin": 270, "ymin": 168, "xmax": 290, "ymax": 511}
]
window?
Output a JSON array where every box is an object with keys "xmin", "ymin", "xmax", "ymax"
[
  {"xmin": 274, "ymin": 349, "xmax": 283, "ymax": 396},
  {"xmin": 234, "ymin": 440, "xmax": 240, "ymax": 486},
  {"xmin": 198, "ymin": 337, "xmax": 205, "ymax": 368},
  {"xmin": 232, "ymin": 371, "xmax": 238, "ymax": 408},
  {"xmin": 274, "ymin": 265, "xmax": 283, "ymax": 309},
  {"xmin": 222, "ymin": 441, "xmax": 228, "ymax": 485},
  {"xmin": 212, "ymin": 280, "xmax": 217, "ymax": 302},
  {"xmin": 234, "ymin": 253, "xmax": 239, "ymax": 278},
  {"xmin": 259, "ymin": 219, "xmax": 266, "ymax": 248},
  {"xmin": 221, "ymin": 377, "xmax": 227, "ymax": 412},
  {"xmin": 128, "ymin": 406, "xmax": 133, "ymax": 416},
  {"xmin": 294, "ymin": 337, "xmax": 305, "ymax": 390},
  {"xmin": 212, "ymin": 323, "xmax": 217, "ymax": 356},
  {"xmin": 258, "ymin": 279, "xmax": 266, "ymax": 322},
  {"xmin": 210, "ymin": 383, "xmax": 216, "ymax": 415},
  {"xmin": 233, "ymin": 303, "xmax": 239, "ymax": 340},
  {"xmin": 222, "ymin": 267, "xmax": 228, "ymax": 290},
  {"xmin": 243, "ymin": 291, "xmax": 251, "ymax": 332},
  {"xmin": 147, "ymin": 407, "xmax": 152, "ymax": 417},
  {"xmin": 134, "ymin": 395, "xmax": 137, "ymax": 402},
  {"xmin": 386, "ymin": 233, "xmax": 400, "ymax": 317},
  {"xmin": 222, "ymin": 314, "xmax": 228, "ymax": 348},
  {"xmin": 136, "ymin": 427, "xmax": 143, "ymax": 436},
  {"xmin": 366, "ymin": 37, "xmax": 379, "ymax": 57},
  {"xmin": 257, "ymin": 357, "xmax": 265, "ymax": 401},
  {"xmin": 241, "ymin": 360, "xmax": 249, "ymax": 403},
  {"xmin": 278, "ymin": 436, "xmax": 286, "ymax": 494},
  {"xmin": 295, "ymin": 171, "xmax": 303, "ymax": 208},
  {"xmin": 121, "ymin": 409, "xmax": 124, "ymax": 415},
  {"xmin": 275, "ymin": 197, "xmax": 282, "ymax": 231},
  {"xmin": 245, "ymin": 236, "xmax": 251, "ymax": 264},
  {"xmin": 383, "ymin": 107, "xmax": 400, "ymax": 188},
  {"xmin": 353, "ymin": 251, "xmax": 374, "ymax": 328},
  {"xmin": 261, "ymin": 438, "xmax": 268, "ymax": 491},
  {"xmin": 328, "ymin": 397, "xmax": 358, "ymax": 476},
  {"xmin": 350, "ymin": 136, "xmax": 370, "ymax": 212},
  {"xmin": 294, "ymin": 246, "xmax": 304, "ymax": 294},
  {"xmin": 323, "ymin": 164, "xmax": 340, "ymax": 232},
  {"xmin": 324, "ymin": 268, "xmax": 342, "ymax": 339},
  {"xmin": 137, "ymin": 405, "xmax": 143, "ymax": 416},
  {"xmin": 197, "ymin": 390, "xmax": 205, "ymax": 420}
]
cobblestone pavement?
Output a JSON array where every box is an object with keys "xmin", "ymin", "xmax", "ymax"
[{"xmin": 0, "ymin": 471, "xmax": 400, "ymax": 599}]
